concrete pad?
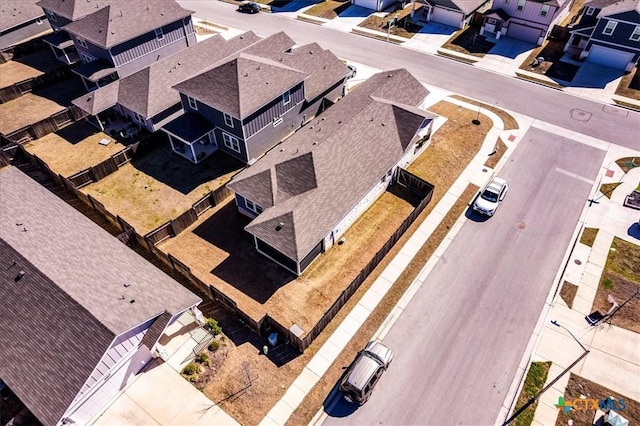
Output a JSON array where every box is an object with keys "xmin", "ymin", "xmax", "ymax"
[
  {"xmin": 533, "ymin": 399, "xmax": 560, "ymax": 426},
  {"xmin": 580, "ymin": 347, "xmax": 640, "ymax": 401},
  {"xmin": 448, "ymin": 180, "xmax": 468, "ymax": 197},
  {"xmin": 316, "ymin": 338, "xmax": 345, "ymax": 362},
  {"xmin": 583, "ymin": 261, "xmax": 604, "ymax": 280},
  {"xmin": 124, "ymin": 363, "xmax": 198, "ymax": 425},
  {"xmin": 280, "ymin": 384, "xmax": 308, "ymax": 411},
  {"xmin": 536, "ymin": 329, "xmax": 590, "ymax": 370},
  {"xmin": 350, "ymin": 302, "xmax": 372, "ymax": 323},
  {"xmin": 306, "ymin": 353, "xmax": 333, "ymax": 378},
  {"xmin": 433, "ymin": 192, "xmax": 458, "ymax": 216},
  {"xmin": 262, "ymin": 401, "xmax": 293, "ymax": 426},
  {"xmin": 403, "ymin": 23, "xmax": 457, "ymax": 54},
  {"xmin": 93, "ymin": 393, "xmax": 160, "ymax": 425},
  {"xmin": 580, "ymin": 271, "xmax": 601, "ymax": 289},
  {"xmin": 171, "ymin": 395, "xmax": 237, "ymax": 425},
  {"xmin": 337, "ymin": 314, "xmax": 363, "ymax": 336},
  {"xmin": 294, "ymin": 367, "xmax": 321, "ymax": 394},
  {"xmin": 414, "ymin": 217, "xmax": 438, "ymax": 239},
  {"xmin": 572, "ymin": 292, "xmax": 596, "ymax": 316},
  {"xmin": 165, "ymin": 340, "xmax": 196, "ymax": 372},
  {"xmin": 358, "ymin": 288, "xmax": 385, "ymax": 312},
  {"xmin": 367, "ymin": 275, "xmax": 394, "ymax": 297},
  {"xmin": 379, "ymin": 260, "xmax": 404, "ymax": 283},
  {"xmin": 590, "ymin": 325, "xmax": 640, "ymax": 364},
  {"xmin": 545, "ymin": 362, "xmax": 571, "ymax": 393}
]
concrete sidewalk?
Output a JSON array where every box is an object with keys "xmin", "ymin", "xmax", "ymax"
[
  {"xmin": 259, "ymin": 93, "xmax": 526, "ymax": 426},
  {"xmin": 499, "ymin": 148, "xmax": 640, "ymax": 425}
]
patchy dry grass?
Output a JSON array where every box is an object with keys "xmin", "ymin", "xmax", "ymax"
[
  {"xmin": 560, "ymin": 281, "xmax": 578, "ymax": 309},
  {"xmin": 580, "ymin": 227, "xmax": 598, "ymax": 247},
  {"xmin": 600, "ymin": 182, "xmax": 622, "ymax": 198},
  {"xmin": 0, "ymin": 93, "xmax": 65, "ymax": 134},
  {"xmin": 557, "ymin": 374, "xmax": 640, "ymax": 425},
  {"xmin": 485, "ymin": 137, "xmax": 508, "ymax": 169},
  {"xmin": 593, "ymin": 237, "xmax": 640, "ymax": 333},
  {"xmin": 451, "ymin": 95, "xmax": 519, "ymax": 130},
  {"xmin": 519, "ymin": 40, "xmax": 566, "ymax": 75},
  {"xmin": 357, "ymin": 5, "xmax": 424, "ymax": 39},
  {"xmin": 0, "ymin": 49, "xmax": 61, "ymax": 88},
  {"xmin": 23, "ymin": 123, "xmax": 126, "ymax": 177},
  {"xmin": 513, "ymin": 361, "xmax": 552, "ymax": 426},
  {"xmin": 305, "ymin": 0, "xmax": 351, "ymax": 19},
  {"xmin": 615, "ymin": 67, "xmax": 640, "ymax": 101},
  {"xmin": 616, "ymin": 156, "xmax": 639, "ymax": 173},
  {"xmin": 442, "ymin": 26, "xmax": 495, "ymax": 58}
]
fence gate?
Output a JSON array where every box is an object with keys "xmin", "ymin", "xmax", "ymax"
[{"xmin": 397, "ymin": 168, "xmax": 433, "ymax": 198}]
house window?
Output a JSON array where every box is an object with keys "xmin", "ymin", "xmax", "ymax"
[
  {"xmin": 222, "ymin": 132, "xmax": 241, "ymax": 153},
  {"xmin": 46, "ymin": 10, "xmax": 57, "ymax": 22},
  {"xmin": 273, "ymin": 116, "xmax": 283, "ymax": 127},
  {"xmin": 540, "ymin": 4, "xmax": 550, "ymax": 17},
  {"xmin": 80, "ymin": 52, "xmax": 96, "ymax": 63},
  {"xmin": 77, "ymin": 37, "xmax": 88, "ymax": 48},
  {"xmin": 223, "ymin": 113, "xmax": 234, "ymax": 127},
  {"xmin": 132, "ymin": 112, "xmax": 145, "ymax": 124},
  {"xmin": 155, "ymin": 28, "xmax": 164, "ymax": 40},
  {"xmin": 187, "ymin": 96, "xmax": 197, "ymax": 110},
  {"xmin": 585, "ymin": 6, "xmax": 594, "ymax": 15},
  {"xmin": 245, "ymin": 199, "xmax": 264, "ymax": 214},
  {"xmin": 282, "ymin": 91, "xmax": 290, "ymax": 105},
  {"xmin": 603, "ymin": 20, "xmax": 617, "ymax": 35},
  {"xmin": 631, "ymin": 26, "xmax": 640, "ymax": 41},
  {"xmin": 517, "ymin": 0, "xmax": 526, "ymax": 11}
]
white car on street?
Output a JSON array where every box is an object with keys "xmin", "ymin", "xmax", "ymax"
[{"xmin": 473, "ymin": 176, "xmax": 508, "ymax": 217}]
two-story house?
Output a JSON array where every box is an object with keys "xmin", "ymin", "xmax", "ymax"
[
  {"xmin": 0, "ymin": 166, "xmax": 202, "ymax": 426},
  {"xmin": 37, "ymin": 0, "xmax": 196, "ymax": 90},
  {"xmin": 72, "ymin": 32, "xmax": 262, "ymax": 135},
  {"xmin": 480, "ymin": 0, "xmax": 571, "ymax": 44},
  {"xmin": 226, "ymin": 69, "xmax": 436, "ymax": 275},
  {"xmin": 411, "ymin": 0, "xmax": 491, "ymax": 29},
  {"xmin": 565, "ymin": 0, "xmax": 640, "ymax": 71},
  {"xmin": 0, "ymin": 0, "xmax": 52, "ymax": 53},
  {"xmin": 163, "ymin": 32, "xmax": 349, "ymax": 165}
]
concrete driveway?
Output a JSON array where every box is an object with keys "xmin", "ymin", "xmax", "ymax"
[
  {"xmin": 476, "ymin": 37, "xmax": 535, "ymax": 74},
  {"xmin": 323, "ymin": 5, "xmax": 372, "ymax": 31},
  {"xmin": 404, "ymin": 22, "xmax": 457, "ymax": 53},
  {"xmin": 570, "ymin": 62, "xmax": 625, "ymax": 89}
]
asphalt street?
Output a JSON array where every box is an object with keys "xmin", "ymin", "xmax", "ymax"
[
  {"xmin": 180, "ymin": 0, "xmax": 640, "ymax": 150},
  {"xmin": 323, "ymin": 127, "xmax": 606, "ymax": 424}
]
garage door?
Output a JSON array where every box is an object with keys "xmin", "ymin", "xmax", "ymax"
[
  {"xmin": 431, "ymin": 7, "xmax": 462, "ymax": 28},
  {"xmin": 507, "ymin": 23, "xmax": 542, "ymax": 43},
  {"xmin": 353, "ymin": 0, "xmax": 378, "ymax": 10},
  {"xmin": 587, "ymin": 45, "xmax": 634, "ymax": 69}
]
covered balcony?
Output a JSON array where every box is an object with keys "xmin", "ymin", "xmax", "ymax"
[
  {"xmin": 42, "ymin": 31, "xmax": 79, "ymax": 64},
  {"xmin": 162, "ymin": 113, "xmax": 217, "ymax": 164}
]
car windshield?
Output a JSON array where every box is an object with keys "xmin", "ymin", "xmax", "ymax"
[{"xmin": 481, "ymin": 189, "xmax": 499, "ymax": 202}]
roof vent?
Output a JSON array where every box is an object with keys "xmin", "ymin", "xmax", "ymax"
[
  {"xmin": 14, "ymin": 271, "xmax": 25, "ymax": 282},
  {"xmin": 387, "ymin": 74, "xmax": 393, "ymax": 78},
  {"xmin": 275, "ymin": 223, "xmax": 284, "ymax": 231},
  {"xmin": 130, "ymin": 299, "xmax": 135, "ymax": 304},
  {"xmin": 381, "ymin": 122, "xmax": 385, "ymax": 126}
]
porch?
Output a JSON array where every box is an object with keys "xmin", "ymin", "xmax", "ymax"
[
  {"xmin": 480, "ymin": 9, "xmax": 510, "ymax": 40},
  {"xmin": 72, "ymin": 59, "xmax": 118, "ymax": 91},
  {"xmin": 42, "ymin": 31, "xmax": 80, "ymax": 65},
  {"xmin": 162, "ymin": 113, "xmax": 218, "ymax": 164}
]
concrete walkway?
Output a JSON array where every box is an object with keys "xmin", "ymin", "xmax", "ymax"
[
  {"xmin": 260, "ymin": 92, "xmax": 525, "ymax": 426},
  {"xmin": 495, "ymin": 147, "xmax": 640, "ymax": 425}
]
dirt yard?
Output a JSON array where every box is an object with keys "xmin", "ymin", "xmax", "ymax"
[
  {"xmin": 0, "ymin": 93, "xmax": 65, "ymax": 135},
  {"xmin": 23, "ymin": 122, "xmax": 125, "ymax": 177},
  {"xmin": 592, "ymin": 237, "xmax": 640, "ymax": 333},
  {"xmin": 0, "ymin": 49, "xmax": 61, "ymax": 88},
  {"xmin": 557, "ymin": 373, "xmax": 639, "ymax": 425},
  {"xmin": 81, "ymin": 142, "xmax": 244, "ymax": 234}
]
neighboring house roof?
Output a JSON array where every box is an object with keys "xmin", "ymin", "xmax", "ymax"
[
  {"xmin": 36, "ymin": 0, "xmax": 107, "ymax": 21},
  {"xmin": 598, "ymin": 0, "xmax": 640, "ymax": 20},
  {"xmin": 485, "ymin": 8, "xmax": 511, "ymax": 21},
  {"xmin": 0, "ymin": 166, "xmax": 201, "ymax": 426},
  {"xmin": 227, "ymin": 69, "xmax": 436, "ymax": 262},
  {"xmin": 424, "ymin": 0, "xmax": 489, "ymax": 15},
  {"xmin": 72, "ymin": 79, "xmax": 120, "ymax": 114},
  {"xmin": 61, "ymin": 0, "xmax": 193, "ymax": 48},
  {"xmin": 174, "ymin": 53, "xmax": 308, "ymax": 119},
  {"xmin": 0, "ymin": 0, "xmax": 45, "ymax": 31}
]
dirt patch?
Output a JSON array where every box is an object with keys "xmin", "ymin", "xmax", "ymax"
[
  {"xmin": 0, "ymin": 93, "xmax": 65, "ymax": 134},
  {"xmin": 451, "ymin": 94, "xmax": 519, "ymax": 130},
  {"xmin": 305, "ymin": 0, "xmax": 351, "ymax": 19},
  {"xmin": 615, "ymin": 64, "xmax": 640, "ymax": 101},
  {"xmin": 557, "ymin": 373, "xmax": 640, "ymax": 425},
  {"xmin": 23, "ymin": 122, "xmax": 126, "ymax": 177},
  {"xmin": 592, "ymin": 237, "xmax": 640, "ymax": 333},
  {"xmin": 484, "ymin": 137, "xmax": 508, "ymax": 169},
  {"xmin": 181, "ymin": 337, "xmax": 230, "ymax": 390},
  {"xmin": 600, "ymin": 182, "xmax": 622, "ymax": 199},
  {"xmin": 442, "ymin": 26, "xmax": 495, "ymax": 57},
  {"xmin": 0, "ymin": 49, "xmax": 61, "ymax": 88},
  {"xmin": 615, "ymin": 157, "xmax": 639, "ymax": 173},
  {"xmin": 580, "ymin": 227, "xmax": 598, "ymax": 247},
  {"xmin": 357, "ymin": 5, "xmax": 424, "ymax": 39},
  {"xmin": 512, "ymin": 361, "xmax": 551, "ymax": 426},
  {"xmin": 560, "ymin": 281, "xmax": 578, "ymax": 309},
  {"xmin": 519, "ymin": 40, "xmax": 566, "ymax": 76}
]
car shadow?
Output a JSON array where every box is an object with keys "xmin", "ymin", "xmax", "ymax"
[
  {"xmin": 464, "ymin": 201, "xmax": 491, "ymax": 222},
  {"xmin": 325, "ymin": 394, "xmax": 360, "ymax": 417}
]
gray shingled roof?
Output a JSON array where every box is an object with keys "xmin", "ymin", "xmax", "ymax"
[
  {"xmin": 36, "ymin": 0, "xmax": 104, "ymax": 21},
  {"xmin": 0, "ymin": 166, "xmax": 201, "ymax": 425},
  {"xmin": 598, "ymin": 0, "xmax": 640, "ymax": 19},
  {"xmin": 227, "ymin": 69, "xmax": 436, "ymax": 262},
  {"xmin": 174, "ymin": 53, "xmax": 308, "ymax": 119},
  {"xmin": 61, "ymin": 0, "xmax": 193, "ymax": 48},
  {"xmin": 0, "ymin": 0, "xmax": 45, "ymax": 31},
  {"xmin": 424, "ymin": 0, "xmax": 489, "ymax": 15}
]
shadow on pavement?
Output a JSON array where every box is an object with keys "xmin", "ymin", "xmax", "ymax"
[
  {"xmin": 270, "ymin": 0, "xmax": 317, "ymax": 13},
  {"xmin": 487, "ymin": 38, "xmax": 534, "ymax": 59},
  {"xmin": 628, "ymin": 222, "xmax": 640, "ymax": 240},
  {"xmin": 417, "ymin": 22, "xmax": 457, "ymax": 35},
  {"xmin": 338, "ymin": 5, "xmax": 374, "ymax": 17},
  {"xmin": 569, "ymin": 62, "xmax": 624, "ymax": 89}
]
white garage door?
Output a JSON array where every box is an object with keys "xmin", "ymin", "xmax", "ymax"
[
  {"xmin": 587, "ymin": 45, "xmax": 634, "ymax": 69},
  {"xmin": 431, "ymin": 7, "xmax": 463, "ymax": 28},
  {"xmin": 352, "ymin": 0, "xmax": 378, "ymax": 10},
  {"xmin": 507, "ymin": 23, "xmax": 542, "ymax": 43}
]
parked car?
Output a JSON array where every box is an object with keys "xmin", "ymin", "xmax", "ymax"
[
  {"xmin": 473, "ymin": 176, "xmax": 509, "ymax": 217},
  {"xmin": 237, "ymin": 2, "xmax": 261, "ymax": 13},
  {"xmin": 340, "ymin": 341, "xmax": 393, "ymax": 405}
]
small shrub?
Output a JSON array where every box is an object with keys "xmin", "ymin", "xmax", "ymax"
[
  {"xmin": 188, "ymin": 374, "xmax": 199, "ymax": 382},
  {"xmin": 205, "ymin": 318, "xmax": 222, "ymax": 335},
  {"xmin": 208, "ymin": 340, "xmax": 220, "ymax": 352},
  {"xmin": 182, "ymin": 363, "xmax": 197, "ymax": 375},
  {"xmin": 602, "ymin": 278, "xmax": 613, "ymax": 290},
  {"xmin": 196, "ymin": 352, "xmax": 210, "ymax": 366}
]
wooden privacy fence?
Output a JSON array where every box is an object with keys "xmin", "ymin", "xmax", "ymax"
[
  {"xmin": 4, "ymin": 105, "xmax": 85, "ymax": 144},
  {"xmin": 144, "ymin": 185, "xmax": 234, "ymax": 246},
  {"xmin": 291, "ymin": 177, "xmax": 435, "ymax": 352},
  {"xmin": 67, "ymin": 145, "xmax": 135, "ymax": 188},
  {"xmin": 0, "ymin": 66, "xmax": 74, "ymax": 103}
]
